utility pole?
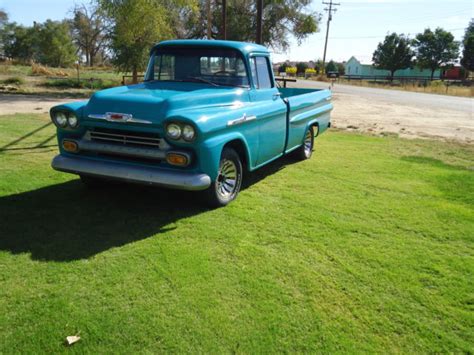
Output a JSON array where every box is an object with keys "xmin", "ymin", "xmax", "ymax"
[
  {"xmin": 206, "ymin": 0, "xmax": 212, "ymax": 39},
  {"xmin": 256, "ymin": 0, "xmax": 263, "ymax": 44},
  {"xmin": 222, "ymin": 0, "xmax": 227, "ymax": 40},
  {"xmin": 322, "ymin": 0, "xmax": 340, "ymax": 74}
]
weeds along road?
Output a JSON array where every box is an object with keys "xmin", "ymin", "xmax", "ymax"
[{"xmin": 290, "ymin": 80, "xmax": 474, "ymax": 143}]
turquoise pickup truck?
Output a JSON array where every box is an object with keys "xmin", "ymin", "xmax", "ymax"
[{"xmin": 50, "ymin": 40, "xmax": 332, "ymax": 206}]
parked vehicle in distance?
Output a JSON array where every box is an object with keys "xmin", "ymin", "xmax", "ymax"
[
  {"xmin": 50, "ymin": 40, "xmax": 333, "ymax": 206},
  {"xmin": 327, "ymin": 71, "xmax": 339, "ymax": 78}
]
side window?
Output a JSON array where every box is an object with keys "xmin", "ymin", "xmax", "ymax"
[{"xmin": 251, "ymin": 56, "xmax": 273, "ymax": 89}]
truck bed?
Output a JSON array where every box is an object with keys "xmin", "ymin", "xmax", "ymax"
[{"xmin": 277, "ymin": 87, "xmax": 323, "ymax": 98}]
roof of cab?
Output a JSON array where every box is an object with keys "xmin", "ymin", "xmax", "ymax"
[{"xmin": 152, "ymin": 39, "xmax": 270, "ymax": 56}]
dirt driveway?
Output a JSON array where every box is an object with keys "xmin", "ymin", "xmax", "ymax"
[
  {"xmin": 289, "ymin": 80, "xmax": 474, "ymax": 143},
  {"xmin": 0, "ymin": 95, "xmax": 83, "ymax": 115},
  {"xmin": 1, "ymin": 89, "xmax": 473, "ymax": 143}
]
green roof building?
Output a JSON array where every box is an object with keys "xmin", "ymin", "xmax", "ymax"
[{"xmin": 344, "ymin": 56, "xmax": 441, "ymax": 78}]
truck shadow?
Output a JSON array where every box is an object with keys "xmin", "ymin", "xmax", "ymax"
[
  {"xmin": 0, "ymin": 181, "xmax": 207, "ymax": 262},
  {"xmin": 0, "ymin": 155, "xmax": 297, "ymax": 262}
]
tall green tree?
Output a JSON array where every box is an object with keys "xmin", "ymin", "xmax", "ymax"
[
  {"xmin": 461, "ymin": 19, "xmax": 474, "ymax": 72},
  {"xmin": 70, "ymin": 4, "xmax": 108, "ymax": 67},
  {"xmin": 0, "ymin": 10, "xmax": 9, "ymax": 57},
  {"xmin": 98, "ymin": 0, "xmax": 197, "ymax": 83},
  {"xmin": 1, "ymin": 23, "xmax": 37, "ymax": 62},
  {"xmin": 413, "ymin": 27, "xmax": 460, "ymax": 80},
  {"xmin": 184, "ymin": 0, "xmax": 319, "ymax": 51},
  {"xmin": 36, "ymin": 20, "xmax": 77, "ymax": 67},
  {"xmin": 325, "ymin": 60, "xmax": 337, "ymax": 73},
  {"xmin": 372, "ymin": 33, "xmax": 413, "ymax": 81}
]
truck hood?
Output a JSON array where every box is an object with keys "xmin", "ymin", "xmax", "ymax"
[{"xmin": 83, "ymin": 82, "xmax": 249, "ymax": 124}]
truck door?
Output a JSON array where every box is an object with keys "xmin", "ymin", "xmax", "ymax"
[{"xmin": 249, "ymin": 56, "xmax": 287, "ymax": 166}]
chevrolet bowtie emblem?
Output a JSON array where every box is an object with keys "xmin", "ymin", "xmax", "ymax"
[{"xmin": 105, "ymin": 112, "xmax": 133, "ymax": 122}]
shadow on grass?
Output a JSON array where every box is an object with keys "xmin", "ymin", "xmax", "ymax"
[{"xmin": 0, "ymin": 155, "xmax": 299, "ymax": 262}]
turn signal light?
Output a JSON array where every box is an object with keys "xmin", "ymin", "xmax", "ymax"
[
  {"xmin": 166, "ymin": 153, "xmax": 188, "ymax": 166},
  {"xmin": 62, "ymin": 140, "xmax": 78, "ymax": 153}
]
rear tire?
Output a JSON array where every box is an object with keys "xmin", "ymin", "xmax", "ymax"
[
  {"xmin": 204, "ymin": 148, "xmax": 243, "ymax": 208},
  {"xmin": 294, "ymin": 126, "xmax": 315, "ymax": 160}
]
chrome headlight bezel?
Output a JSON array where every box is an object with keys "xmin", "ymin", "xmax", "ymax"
[
  {"xmin": 52, "ymin": 111, "xmax": 79, "ymax": 129},
  {"xmin": 182, "ymin": 124, "xmax": 196, "ymax": 141},
  {"xmin": 166, "ymin": 123, "xmax": 182, "ymax": 140},
  {"xmin": 53, "ymin": 112, "xmax": 68, "ymax": 128},
  {"xmin": 67, "ymin": 114, "xmax": 78, "ymax": 128},
  {"xmin": 165, "ymin": 122, "xmax": 197, "ymax": 142}
]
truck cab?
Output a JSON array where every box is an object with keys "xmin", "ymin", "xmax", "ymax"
[{"xmin": 50, "ymin": 40, "xmax": 333, "ymax": 206}]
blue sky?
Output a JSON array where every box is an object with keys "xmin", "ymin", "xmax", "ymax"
[{"xmin": 0, "ymin": 0, "xmax": 472, "ymax": 63}]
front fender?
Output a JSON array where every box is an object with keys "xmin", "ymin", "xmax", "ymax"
[
  {"xmin": 197, "ymin": 132, "xmax": 252, "ymax": 181},
  {"xmin": 50, "ymin": 100, "xmax": 89, "ymax": 119}
]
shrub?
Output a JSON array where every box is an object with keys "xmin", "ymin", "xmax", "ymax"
[
  {"xmin": 31, "ymin": 63, "xmax": 55, "ymax": 76},
  {"xmin": 305, "ymin": 68, "xmax": 317, "ymax": 76},
  {"xmin": 2, "ymin": 76, "xmax": 25, "ymax": 85},
  {"xmin": 285, "ymin": 67, "xmax": 297, "ymax": 76}
]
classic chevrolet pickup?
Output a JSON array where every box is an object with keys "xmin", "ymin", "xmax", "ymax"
[{"xmin": 50, "ymin": 40, "xmax": 332, "ymax": 206}]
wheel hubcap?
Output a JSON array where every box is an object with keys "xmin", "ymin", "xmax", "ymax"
[
  {"xmin": 216, "ymin": 159, "xmax": 238, "ymax": 199},
  {"xmin": 304, "ymin": 130, "xmax": 312, "ymax": 156}
]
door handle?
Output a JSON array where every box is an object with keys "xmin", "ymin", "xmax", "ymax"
[{"xmin": 272, "ymin": 92, "xmax": 282, "ymax": 100}]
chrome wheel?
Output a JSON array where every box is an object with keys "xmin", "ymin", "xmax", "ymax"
[
  {"xmin": 216, "ymin": 159, "xmax": 238, "ymax": 199},
  {"xmin": 304, "ymin": 129, "xmax": 313, "ymax": 157},
  {"xmin": 204, "ymin": 148, "xmax": 243, "ymax": 207}
]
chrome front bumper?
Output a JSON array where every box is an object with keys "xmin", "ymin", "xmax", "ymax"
[{"xmin": 51, "ymin": 155, "xmax": 211, "ymax": 191}]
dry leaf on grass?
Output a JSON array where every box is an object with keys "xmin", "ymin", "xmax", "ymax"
[{"xmin": 65, "ymin": 335, "xmax": 81, "ymax": 346}]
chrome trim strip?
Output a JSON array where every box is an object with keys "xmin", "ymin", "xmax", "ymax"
[
  {"xmin": 227, "ymin": 113, "xmax": 257, "ymax": 127},
  {"xmin": 52, "ymin": 155, "xmax": 211, "ymax": 191},
  {"xmin": 87, "ymin": 113, "xmax": 153, "ymax": 125}
]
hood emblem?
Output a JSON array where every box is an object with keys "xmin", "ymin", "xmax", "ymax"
[
  {"xmin": 88, "ymin": 112, "xmax": 153, "ymax": 125},
  {"xmin": 106, "ymin": 112, "xmax": 133, "ymax": 122}
]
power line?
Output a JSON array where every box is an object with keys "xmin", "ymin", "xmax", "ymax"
[
  {"xmin": 322, "ymin": 0, "xmax": 340, "ymax": 72},
  {"xmin": 328, "ymin": 28, "xmax": 466, "ymax": 40}
]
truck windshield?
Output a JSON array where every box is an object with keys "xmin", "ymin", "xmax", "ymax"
[{"xmin": 145, "ymin": 47, "xmax": 249, "ymax": 88}]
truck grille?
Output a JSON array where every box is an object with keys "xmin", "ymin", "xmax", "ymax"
[{"xmin": 89, "ymin": 128, "xmax": 161, "ymax": 148}]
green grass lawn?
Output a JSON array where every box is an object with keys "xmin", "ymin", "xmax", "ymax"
[{"xmin": 0, "ymin": 113, "xmax": 473, "ymax": 353}]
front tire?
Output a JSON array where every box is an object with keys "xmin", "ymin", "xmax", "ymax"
[
  {"xmin": 204, "ymin": 148, "xmax": 243, "ymax": 207},
  {"xmin": 294, "ymin": 126, "xmax": 315, "ymax": 160}
]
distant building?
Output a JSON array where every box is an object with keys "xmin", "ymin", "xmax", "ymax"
[
  {"xmin": 344, "ymin": 56, "xmax": 441, "ymax": 78},
  {"xmin": 441, "ymin": 66, "xmax": 467, "ymax": 80}
]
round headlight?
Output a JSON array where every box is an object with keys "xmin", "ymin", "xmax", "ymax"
[
  {"xmin": 67, "ymin": 114, "xmax": 78, "ymax": 128},
  {"xmin": 182, "ymin": 125, "xmax": 195, "ymax": 141},
  {"xmin": 54, "ymin": 112, "xmax": 67, "ymax": 127},
  {"xmin": 166, "ymin": 123, "xmax": 182, "ymax": 139}
]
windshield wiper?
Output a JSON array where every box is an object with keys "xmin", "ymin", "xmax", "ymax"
[{"xmin": 185, "ymin": 76, "xmax": 220, "ymax": 87}]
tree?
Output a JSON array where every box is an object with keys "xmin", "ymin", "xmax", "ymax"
[
  {"xmin": 413, "ymin": 27, "xmax": 460, "ymax": 80},
  {"xmin": 325, "ymin": 60, "xmax": 337, "ymax": 73},
  {"xmin": 296, "ymin": 61, "xmax": 308, "ymax": 74},
  {"xmin": 184, "ymin": 0, "xmax": 320, "ymax": 52},
  {"xmin": 461, "ymin": 20, "xmax": 474, "ymax": 72},
  {"xmin": 36, "ymin": 20, "xmax": 77, "ymax": 67},
  {"xmin": 0, "ymin": 10, "xmax": 9, "ymax": 57},
  {"xmin": 70, "ymin": 4, "xmax": 108, "ymax": 67},
  {"xmin": 1, "ymin": 23, "xmax": 38, "ymax": 62},
  {"xmin": 0, "ymin": 9, "xmax": 7, "ymax": 28},
  {"xmin": 372, "ymin": 33, "xmax": 413, "ymax": 81},
  {"xmin": 336, "ymin": 62, "xmax": 345, "ymax": 76},
  {"xmin": 278, "ymin": 62, "xmax": 289, "ymax": 73},
  {"xmin": 98, "ymin": 0, "xmax": 196, "ymax": 83}
]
